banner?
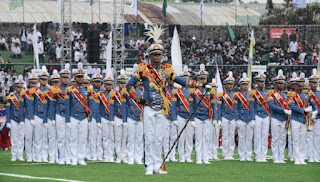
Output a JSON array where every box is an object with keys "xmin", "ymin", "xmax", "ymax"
[
  {"xmin": 248, "ymin": 29, "xmax": 255, "ymax": 89},
  {"xmin": 9, "ymin": 0, "xmax": 24, "ymax": 10},
  {"xmin": 130, "ymin": 0, "xmax": 137, "ymax": 16},
  {"xmin": 162, "ymin": 0, "xmax": 167, "ymax": 18},
  {"xmin": 57, "ymin": 0, "xmax": 62, "ymax": 8},
  {"xmin": 106, "ymin": 32, "xmax": 112, "ymax": 71},
  {"xmin": 270, "ymin": 28, "xmax": 296, "ymax": 39},
  {"xmin": 226, "ymin": 23, "xmax": 235, "ymax": 42},
  {"xmin": 199, "ymin": 0, "xmax": 205, "ymax": 19},
  {"xmin": 293, "ymin": 0, "xmax": 306, "ymax": 8}
]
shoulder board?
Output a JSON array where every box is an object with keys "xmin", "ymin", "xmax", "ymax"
[
  {"xmin": 287, "ymin": 91, "xmax": 296, "ymax": 97},
  {"xmin": 172, "ymin": 89, "xmax": 178, "ymax": 95},
  {"xmin": 121, "ymin": 88, "xmax": 128, "ymax": 95},
  {"xmin": 87, "ymin": 86, "xmax": 93, "ymax": 92},
  {"xmin": 138, "ymin": 63, "xmax": 147, "ymax": 72},
  {"xmin": 249, "ymin": 90, "xmax": 256, "ymax": 95},
  {"xmin": 302, "ymin": 90, "xmax": 309, "ymax": 93},
  {"xmin": 5, "ymin": 95, "xmax": 10, "ymax": 101},
  {"xmin": 66, "ymin": 86, "xmax": 73, "ymax": 92},
  {"xmin": 109, "ymin": 91, "xmax": 116, "ymax": 97},
  {"xmin": 210, "ymin": 89, "xmax": 216, "ymax": 95},
  {"xmin": 190, "ymin": 88, "xmax": 195, "ymax": 94},
  {"xmin": 267, "ymin": 90, "xmax": 274, "ymax": 95},
  {"xmin": 217, "ymin": 92, "xmax": 223, "ymax": 97},
  {"xmin": 29, "ymin": 87, "xmax": 36, "ymax": 94},
  {"xmin": 20, "ymin": 90, "xmax": 26, "ymax": 96},
  {"xmin": 233, "ymin": 92, "xmax": 239, "ymax": 97}
]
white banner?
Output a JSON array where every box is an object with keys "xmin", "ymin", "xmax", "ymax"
[
  {"xmin": 130, "ymin": 0, "xmax": 137, "ymax": 16},
  {"xmin": 251, "ymin": 65, "xmax": 267, "ymax": 72}
]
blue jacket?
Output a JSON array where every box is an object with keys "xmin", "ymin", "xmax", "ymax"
[
  {"xmin": 268, "ymin": 90, "xmax": 287, "ymax": 121},
  {"xmin": 98, "ymin": 90, "xmax": 114, "ymax": 122},
  {"xmin": 193, "ymin": 88, "xmax": 215, "ymax": 121},
  {"xmin": 309, "ymin": 89, "xmax": 320, "ymax": 120},
  {"xmin": 92, "ymin": 87, "xmax": 102, "ymax": 122},
  {"xmin": 126, "ymin": 63, "xmax": 186, "ymax": 114},
  {"xmin": 6, "ymin": 92, "xmax": 21, "ymax": 123},
  {"xmin": 20, "ymin": 88, "xmax": 35, "ymax": 121},
  {"xmin": 55, "ymin": 84, "xmax": 68, "ymax": 118},
  {"xmin": 174, "ymin": 87, "xmax": 194, "ymax": 120},
  {"xmin": 166, "ymin": 86, "xmax": 177, "ymax": 121},
  {"xmin": 289, "ymin": 90, "xmax": 317, "ymax": 124},
  {"xmin": 249, "ymin": 89, "xmax": 269, "ymax": 120},
  {"xmin": 33, "ymin": 86, "xmax": 49, "ymax": 123},
  {"xmin": 113, "ymin": 89, "xmax": 127, "ymax": 122},
  {"xmin": 65, "ymin": 85, "xmax": 94, "ymax": 123},
  {"xmin": 236, "ymin": 91, "xmax": 251, "ymax": 122},
  {"xmin": 218, "ymin": 90, "xmax": 238, "ymax": 121},
  {"xmin": 126, "ymin": 87, "xmax": 143, "ymax": 122}
]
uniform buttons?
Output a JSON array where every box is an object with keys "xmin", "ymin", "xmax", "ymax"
[{"xmin": 75, "ymin": 114, "xmax": 78, "ymax": 116}]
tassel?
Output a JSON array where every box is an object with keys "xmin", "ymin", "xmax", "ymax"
[{"xmin": 161, "ymin": 163, "xmax": 167, "ymax": 172}]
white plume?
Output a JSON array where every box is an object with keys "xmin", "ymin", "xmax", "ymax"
[
  {"xmin": 292, "ymin": 72, "xmax": 297, "ymax": 79},
  {"xmin": 144, "ymin": 24, "xmax": 165, "ymax": 44},
  {"xmin": 65, "ymin": 63, "xmax": 70, "ymax": 71},
  {"xmin": 133, "ymin": 64, "xmax": 138, "ymax": 72},
  {"xmin": 212, "ymin": 78, "xmax": 216, "ymax": 84},
  {"xmin": 305, "ymin": 79, "xmax": 309, "ymax": 84},
  {"xmin": 78, "ymin": 62, "xmax": 83, "ymax": 70},
  {"xmin": 258, "ymin": 71, "xmax": 264, "ymax": 75},
  {"xmin": 228, "ymin": 71, "xmax": 233, "ymax": 78},
  {"xmin": 18, "ymin": 74, "xmax": 23, "ymax": 81},
  {"xmin": 97, "ymin": 68, "xmax": 101, "ymax": 75},
  {"xmin": 53, "ymin": 69, "xmax": 58, "ymax": 76},
  {"xmin": 242, "ymin": 72, "xmax": 247, "ymax": 78},
  {"xmin": 120, "ymin": 69, "xmax": 125, "ymax": 76},
  {"xmin": 278, "ymin": 69, "xmax": 283, "ymax": 76},
  {"xmin": 42, "ymin": 65, "xmax": 47, "ymax": 72},
  {"xmin": 183, "ymin": 65, "xmax": 188, "ymax": 73},
  {"xmin": 312, "ymin": 68, "xmax": 317, "ymax": 76},
  {"xmin": 300, "ymin": 72, "xmax": 305, "ymax": 79},
  {"xmin": 106, "ymin": 70, "xmax": 113, "ymax": 80},
  {"xmin": 200, "ymin": 64, "xmax": 205, "ymax": 71}
]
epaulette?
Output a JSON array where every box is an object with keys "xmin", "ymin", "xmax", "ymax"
[
  {"xmin": 109, "ymin": 91, "xmax": 116, "ymax": 97},
  {"xmin": 302, "ymin": 90, "xmax": 309, "ymax": 93},
  {"xmin": 20, "ymin": 90, "xmax": 26, "ymax": 96},
  {"xmin": 210, "ymin": 89, "xmax": 216, "ymax": 95},
  {"xmin": 66, "ymin": 85, "xmax": 73, "ymax": 92},
  {"xmin": 217, "ymin": 92, "xmax": 223, "ymax": 97},
  {"xmin": 5, "ymin": 95, "xmax": 10, "ymax": 101},
  {"xmin": 138, "ymin": 63, "xmax": 147, "ymax": 72},
  {"xmin": 29, "ymin": 87, "xmax": 36, "ymax": 94},
  {"xmin": 172, "ymin": 88, "xmax": 178, "ymax": 95},
  {"xmin": 233, "ymin": 92, "xmax": 239, "ymax": 97},
  {"xmin": 267, "ymin": 90, "xmax": 274, "ymax": 96},
  {"xmin": 249, "ymin": 90, "xmax": 256, "ymax": 96},
  {"xmin": 121, "ymin": 88, "xmax": 128, "ymax": 95},
  {"xmin": 87, "ymin": 86, "xmax": 93, "ymax": 92},
  {"xmin": 190, "ymin": 88, "xmax": 195, "ymax": 94},
  {"xmin": 267, "ymin": 96, "xmax": 274, "ymax": 102},
  {"xmin": 287, "ymin": 91, "xmax": 296, "ymax": 97}
]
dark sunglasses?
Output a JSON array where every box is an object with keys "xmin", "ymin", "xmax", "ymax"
[
  {"xmin": 40, "ymin": 78, "xmax": 48, "ymax": 81},
  {"xmin": 16, "ymin": 85, "xmax": 23, "ymax": 88},
  {"xmin": 76, "ymin": 75, "xmax": 84, "ymax": 78},
  {"xmin": 61, "ymin": 76, "xmax": 70, "ymax": 79}
]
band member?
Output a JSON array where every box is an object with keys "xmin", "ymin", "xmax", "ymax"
[
  {"xmin": 307, "ymin": 69, "xmax": 320, "ymax": 163},
  {"xmin": 250, "ymin": 71, "xmax": 269, "ymax": 162},
  {"xmin": 89, "ymin": 68, "xmax": 103, "ymax": 161},
  {"xmin": 288, "ymin": 73, "xmax": 316, "ymax": 165},
  {"xmin": 218, "ymin": 71, "xmax": 238, "ymax": 160},
  {"xmin": 33, "ymin": 66, "xmax": 50, "ymax": 162},
  {"xmin": 126, "ymin": 64, "xmax": 144, "ymax": 164},
  {"xmin": 47, "ymin": 70, "xmax": 60, "ymax": 163},
  {"xmin": 126, "ymin": 25, "xmax": 187, "ymax": 175},
  {"xmin": 65, "ymin": 62, "xmax": 94, "ymax": 166},
  {"xmin": 98, "ymin": 70, "xmax": 115, "ymax": 162},
  {"xmin": 175, "ymin": 66, "xmax": 194, "ymax": 163},
  {"xmin": 20, "ymin": 72, "xmax": 38, "ymax": 162},
  {"xmin": 6, "ymin": 75, "xmax": 24, "ymax": 161},
  {"xmin": 193, "ymin": 64, "xmax": 214, "ymax": 164},
  {"xmin": 268, "ymin": 69, "xmax": 292, "ymax": 164},
  {"xmin": 84, "ymin": 73, "xmax": 92, "ymax": 160},
  {"xmin": 114, "ymin": 69, "xmax": 128, "ymax": 164},
  {"xmin": 236, "ymin": 73, "xmax": 254, "ymax": 161},
  {"xmin": 210, "ymin": 78, "xmax": 219, "ymax": 160}
]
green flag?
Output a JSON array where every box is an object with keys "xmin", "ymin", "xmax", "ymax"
[
  {"xmin": 162, "ymin": 0, "xmax": 167, "ymax": 18},
  {"xmin": 226, "ymin": 22, "xmax": 235, "ymax": 42},
  {"xmin": 9, "ymin": 0, "xmax": 24, "ymax": 10}
]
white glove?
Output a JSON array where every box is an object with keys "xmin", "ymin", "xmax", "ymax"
[
  {"xmin": 212, "ymin": 120, "xmax": 217, "ymax": 126},
  {"xmin": 311, "ymin": 111, "xmax": 318, "ymax": 120},
  {"xmin": 97, "ymin": 122, "xmax": 102, "ymax": 128},
  {"xmin": 110, "ymin": 121, "xmax": 115, "ymax": 126},
  {"xmin": 218, "ymin": 120, "xmax": 222, "ymax": 128},
  {"xmin": 6, "ymin": 123, "xmax": 11, "ymax": 129},
  {"xmin": 44, "ymin": 123, "xmax": 48, "ymax": 128},
  {"xmin": 191, "ymin": 121, "xmax": 196, "ymax": 128},
  {"xmin": 251, "ymin": 120, "xmax": 255, "ymax": 128},
  {"xmin": 51, "ymin": 120, "xmax": 56, "ymax": 125},
  {"xmin": 123, "ymin": 122, "xmax": 128, "ymax": 128},
  {"xmin": 305, "ymin": 106, "xmax": 313, "ymax": 113},
  {"xmin": 236, "ymin": 120, "xmax": 241, "ymax": 129},
  {"xmin": 284, "ymin": 109, "xmax": 292, "ymax": 116},
  {"xmin": 20, "ymin": 122, "xmax": 25, "ymax": 127},
  {"xmin": 173, "ymin": 120, "xmax": 178, "ymax": 126},
  {"xmin": 66, "ymin": 123, "xmax": 71, "ymax": 128},
  {"xmin": 30, "ymin": 119, "xmax": 35, "ymax": 126}
]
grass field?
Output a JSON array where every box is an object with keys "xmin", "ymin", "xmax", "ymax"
[{"xmin": 0, "ymin": 149, "xmax": 319, "ymax": 182}]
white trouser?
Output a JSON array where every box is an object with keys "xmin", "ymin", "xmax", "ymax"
[
  {"xmin": 101, "ymin": 118, "xmax": 114, "ymax": 161},
  {"xmin": 291, "ymin": 120, "xmax": 307, "ymax": 162},
  {"xmin": 127, "ymin": 118, "xmax": 143, "ymax": 163},
  {"xmin": 89, "ymin": 118, "xmax": 103, "ymax": 159},
  {"xmin": 238, "ymin": 120, "xmax": 254, "ymax": 160},
  {"xmin": 271, "ymin": 117, "xmax": 286, "ymax": 161},
  {"xmin": 70, "ymin": 117, "xmax": 88, "ymax": 162},
  {"xmin": 221, "ymin": 118, "xmax": 236, "ymax": 157},
  {"xmin": 169, "ymin": 121, "xmax": 178, "ymax": 159},
  {"xmin": 143, "ymin": 106, "xmax": 168, "ymax": 173},
  {"xmin": 307, "ymin": 119, "xmax": 320, "ymax": 160},
  {"xmin": 25, "ymin": 118, "xmax": 34, "ymax": 161},
  {"xmin": 114, "ymin": 116, "xmax": 127, "ymax": 161},
  {"xmin": 288, "ymin": 127, "xmax": 293, "ymax": 158},
  {"xmin": 208, "ymin": 121, "xmax": 214, "ymax": 158},
  {"xmin": 34, "ymin": 116, "xmax": 48, "ymax": 161},
  {"xmin": 212, "ymin": 121, "xmax": 220, "ymax": 158},
  {"xmin": 48, "ymin": 119, "xmax": 57, "ymax": 162},
  {"xmin": 162, "ymin": 118, "xmax": 170, "ymax": 158},
  {"xmin": 253, "ymin": 115, "xmax": 270, "ymax": 160},
  {"xmin": 10, "ymin": 120, "xmax": 24, "ymax": 160},
  {"xmin": 65, "ymin": 122, "xmax": 71, "ymax": 162},
  {"xmin": 56, "ymin": 114, "xmax": 66, "ymax": 162},
  {"xmin": 177, "ymin": 116, "xmax": 193, "ymax": 161},
  {"xmin": 85, "ymin": 124, "xmax": 91, "ymax": 159},
  {"xmin": 194, "ymin": 118, "xmax": 211, "ymax": 162}
]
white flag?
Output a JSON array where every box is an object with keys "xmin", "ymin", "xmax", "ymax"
[
  {"xmin": 32, "ymin": 24, "xmax": 40, "ymax": 69},
  {"xmin": 236, "ymin": 0, "xmax": 240, "ymax": 6},
  {"xmin": 172, "ymin": 26, "xmax": 182, "ymax": 76},
  {"xmin": 106, "ymin": 32, "xmax": 112, "ymax": 71},
  {"xmin": 130, "ymin": 0, "xmax": 137, "ymax": 16},
  {"xmin": 199, "ymin": 0, "xmax": 205, "ymax": 19},
  {"xmin": 215, "ymin": 65, "xmax": 223, "ymax": 95},
  {"xmin": 57, "ymin": 0, "xmax": 62, "ymax": 8}
]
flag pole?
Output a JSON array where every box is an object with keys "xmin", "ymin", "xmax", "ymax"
[
  {"xmin": 23, "ymin": 0, "xmax": 25, "ymax": 23},
  {"xmin": 99, "ymin": 0, "xmax": 101, "ymax": 23},
  {"xmin": 200, "ymin": 16, "xmax": 203, "ymax": 41},
  {"xmin": 91, "ymin": 3, "xmax": 93, "ymax": 23}
]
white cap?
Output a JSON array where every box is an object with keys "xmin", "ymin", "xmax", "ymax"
[
  {"xmin": 223, "ymin": 71, "xmax": 235, "ymax": 84},
  {"xmin": 238, "ymin": 72, "xmax": 250, "ymax": 84}
]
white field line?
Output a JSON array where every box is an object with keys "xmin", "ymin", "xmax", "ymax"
[{"xmin": 0, "ymin": 173, "xmax": 86, "ymax": 182}]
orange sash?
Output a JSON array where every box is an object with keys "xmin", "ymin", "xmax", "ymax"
[
  {"xmin": 254, "ymin": 90, "xmax": 270, "ymax": 116},
  {"xmin": 194, "ymin": 89, "xmax": 212, "ymax": 119},
  {"xmin": 99, "ymin": 92, "xmax": 110, "ymax": 114},
  {"xmin": 35, "ymin": 88, "xmax": 47, "ymax": 104},
  {"xmin": 292, "ymin": 92, "xmax": 307, "ymax": 120},
  {"xmin": 92, "ymin": 90, "xmax": 100, "ymax": 103},
  {"xmin": 222, "ymin": 92, "xmax": 234, "ymax": 111},
  {"xmin": 71, "ymin": 86, "xmax": 91, "ymax": 116},
  {"xmin": 176, "ymin": 88, "xmax": 190, "ymax": 113},
  {"xmin": 10, "ymin": 94, "xmax": 20, "ymax": 111},
  {"xmin": 309, "ymin": 90, "xmax": 320, "ymax": 113},
  {"xmin": 114, "ymin": 91, "xmax": 122, "ymax": 106},
  {"xmin": 54, "ymin": 86, "xmax": 65, "ymax": 101},
  {"xmin": 273, "ymin": 92, "xmax": 289, "ymax": 110},
  {"xmin": 237, "ymin": 92, "xmax": 250, "ymax": 111}
]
